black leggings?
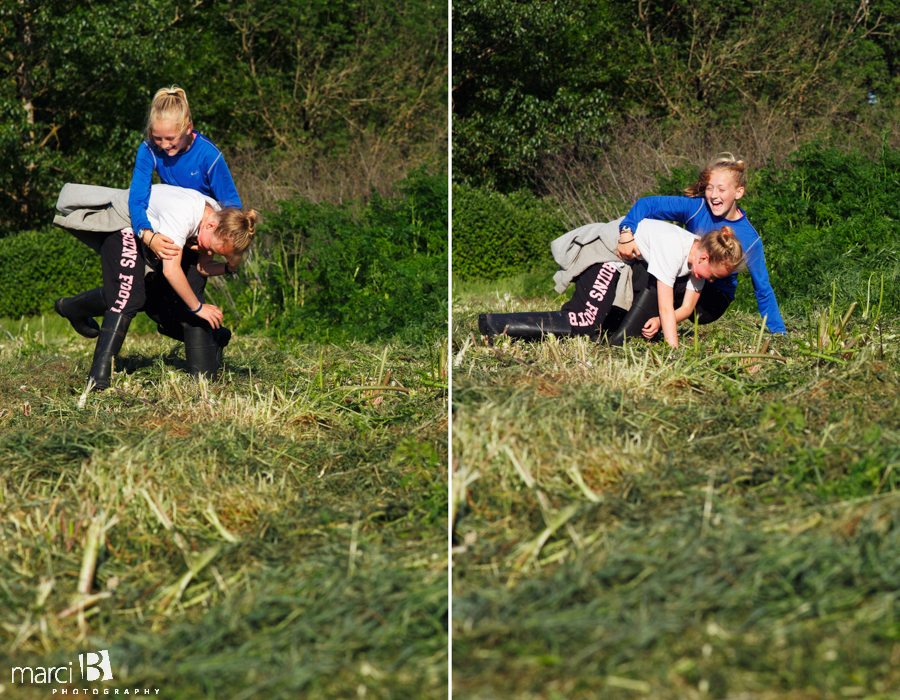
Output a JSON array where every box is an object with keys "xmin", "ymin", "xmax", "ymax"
[
  {"xmin": 608, "ymin": 260, "xmax": 732, "ymax": 345},
  {"xmin": 560, "ymin": 262, "xmax": 622, "ymax": 336},
  {"xmin": 98, "ymin": 229, "xmax": 146, "ymax": 318},
  {"xmin": 141, "ymin": 248, "xmax": 214, "ymax": 340}
]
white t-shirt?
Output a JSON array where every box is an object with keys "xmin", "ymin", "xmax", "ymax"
[
  {"xmin": 146, "ymin": 184, "xmax": 220, "ymax": 248},
  {"xmin": 630, "ymin": 219, "xmax": 704, "ymax": 293}
]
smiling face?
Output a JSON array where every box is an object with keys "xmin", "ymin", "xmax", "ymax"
[
  {"xmin": 705, "ymin": 169, "xmax": 745, "ymax": 221},
  {"xmin": 150, "ymin": 119, "xmax": 193, "ymax": 156}
]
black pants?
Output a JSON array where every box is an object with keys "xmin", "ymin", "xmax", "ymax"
[
  {"xmin": 561, "ymin": 262, "xmax": 622, "ymax": 336},
  {"xmin": 98, "ymin": 229, "xmax": 146, "ymax": 318},
  {"xmin": 634, "ymin": 259, "xmax": 732, "ymax": 325},
  {"xmin": 673, "ymin": 278, "xmax": 731, "ymax": 324},
  {"xmin": 142, "ymin": 248, "xmax": 213, "ymax": 340}
]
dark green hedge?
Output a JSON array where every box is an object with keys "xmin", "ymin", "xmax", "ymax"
[
  {"xmin": 0, "ymin": 229, "xmax": 102, "ymax": 318},
  {"xmin": 452, "ymin": 184, "xmax": 566, "ymax": 280}
]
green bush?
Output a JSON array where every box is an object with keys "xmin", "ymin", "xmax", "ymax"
[
  {"xmin": 738, "ymin": 146, "xmax": 900, "ymax": 317},
  {"xmin": 0, "ymin": 229, "xmax": 102, "ymax": 318},
  {"xmin": 231, "ymin": 169, "xmax": 448, "ymax": 343},
  {"xmin": 452, "ymin": 184, "xmax": 566, "ymax": 280}
]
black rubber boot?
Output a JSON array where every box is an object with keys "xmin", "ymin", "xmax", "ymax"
[
  {"xmin": 478, "ymin": 312, "xmax": 572, "ymax": 342},
  {"xmin": 212, "ymin": 327, "xmax": 232, "ymax": 368},
  {"xmin": 607, "ymin": 287, "xmax": 660, "ymax": 346},
  {"xmin": 156, "ymin": 324, "xmax": 184, "ymax": 342},
  {"xmin": 184, "ymin": 326, "xmax": 220, "ymax": 381},
  {"xmin": 54, "ymin": 288, "xmax": 106, "ymax": 339},
  {"xmin": 87, "ymin": 312, "xmax": 131, "ymax": 391}
]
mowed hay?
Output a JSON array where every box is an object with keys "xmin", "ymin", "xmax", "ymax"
[
  {"xmin": 453, "ymin": 294, "xmax": 900, "ymax": 699},
  {"xmin": 0, "ymin": 325, "xmax": 448, "ymax": 699}
]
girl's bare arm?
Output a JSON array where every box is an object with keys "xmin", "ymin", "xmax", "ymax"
[
  {"xmin": 642, "ymin": 287, "xmax": 703, "ymax": 341},
  {"xmin": 162, "ymin": 251, "xmax": 224, "ymax": 328},
  {"xmin": 656, "ymin": 281, "xmax": 679, "ymax": 347},
  {"xmin": 675, "ymin": 289, "xmax": 701, "ymax": 321}
]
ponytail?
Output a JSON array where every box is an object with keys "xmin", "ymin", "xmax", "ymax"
[
  {"xmin": 213, "ymin": 208, "xmax": 259, "ymax": 262},
  {"xmin": 698, "ymin": 226, "xmax": 745, "ymax": 273}
]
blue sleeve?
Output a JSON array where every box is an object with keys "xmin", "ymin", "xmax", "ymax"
[
  {"xmin": 207, "ymin": 155, "xmax": 242, "ymax": 209},
  {"xmin": 620, "ymin": 196, "xmax": 701, "ymax": 231},
  {"xmin": 744, "ymin": 240, "xmax": 787, "ymax": 334},
  {"xmin": 128, "ymin": 144, "xmax": 156, "ymax": 233}
]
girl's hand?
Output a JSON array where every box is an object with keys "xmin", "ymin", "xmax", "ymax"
[
  {"xmin": 617, "ymin": 239, "xmax": 641, "ymax": 260},
  {"xmin": 642, "ymin": 317, "xmax": 661, "ymax": 338},
  {"xmin": 195, "ymin": 303, "xmax": 224, "ymax": 329},
  {"xmin": 196, "ymin": 250, "xmax": 216, "ymax": 277},
  {"xmin": 146, "ymin": 231, "xmax": 181, "ymax": 260}
]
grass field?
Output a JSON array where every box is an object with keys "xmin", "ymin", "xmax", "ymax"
[
  {"xmin": 452, "ymin": 285, "xmax": 900, "ymax": 699},
  {"xmin": 0, "ymin": 315, "xmax": 448, "ymax": 699}
]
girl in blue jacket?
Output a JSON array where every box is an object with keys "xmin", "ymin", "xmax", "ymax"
[
  {"xmin": 614, "ymin": 155, "xmax": 786, "ymax": 337},
  {"xmin": 129, "ymin": 86, "xmax": 242, "ymax": 263}
]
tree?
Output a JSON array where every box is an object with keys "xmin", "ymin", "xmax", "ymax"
[
  {"xmin": 452, "ymin": 0, "xmax": 900, "ymax": 191},
  {"xmin": 452, "ymin": 0, "xmax": 617, "ymax": 191}
]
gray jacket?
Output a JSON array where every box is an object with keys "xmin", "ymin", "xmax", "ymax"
[
  {"xmin": 551, "ymin": 216, "xmax": 634, "ymax": 310},
  {"xmin": 53, "ymin": 184, "xmax": 132, "ymax": 254}
]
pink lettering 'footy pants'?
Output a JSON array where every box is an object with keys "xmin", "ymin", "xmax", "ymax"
[
  {"xmin": 98, "ymin": 229, "xmax": 146, "ymax": 318},
  {"xmin": 560, "ymin": 262, "xmax": 622, "ymax": 336}
]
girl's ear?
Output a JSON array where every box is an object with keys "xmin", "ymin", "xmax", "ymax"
[{"xmin": 734, "ymin": 186, "xmax": 745, "ymax": 201}]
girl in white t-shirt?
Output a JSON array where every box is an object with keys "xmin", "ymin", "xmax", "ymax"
[
  {"xmin": 624, "ymin": 224, "xmax": 743, "ymax": 347},
  {"xmin": 478, "ymin": 223, "xmax": 743, "ymax": 348},
  {"xmin": 54, "ymin": 184, "xmax": 258, "ymax": 390}
]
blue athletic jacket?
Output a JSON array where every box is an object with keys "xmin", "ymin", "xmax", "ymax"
[
  {"xmin": 620, "ymin": 196, "xmax": 786, "ymax": 333},
  {"xmin": 128, "ymin": 131, "xmax": 241, "ymax": 236}
]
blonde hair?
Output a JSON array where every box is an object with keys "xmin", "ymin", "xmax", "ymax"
[
  {"xmin": 213, "ymin": 208, "xmax": 259, "ymax": 266},
  {"xmin": 145, "ymin": 86, "xmax": 192, "ymax": 139},
  {"xmin": 685, "ymin": 153, "xmax": 747, "ymax": 197},
  {"xmin": 698, "ymin": 226, "xmax": 744, "ymax": 273}
]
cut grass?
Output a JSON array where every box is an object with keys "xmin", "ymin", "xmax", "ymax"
[
  {"xmin": 452, "ymin": 288, "xmax": 900, "ymax": 699},
  {"xmin": 0, "ymin": 317, "xmax": 448, "ymax": 699}
]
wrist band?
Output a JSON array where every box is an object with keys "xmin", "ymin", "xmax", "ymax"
[
  {"xmin": 189, "ymin": 303, "xmax": 203, "ymax": 314},
  {"xmin": 618, "ymin": 237, "xmax": 635, "ymax": 244},
  {"xmin": 147, "ymin": 231, "xmax": 158, "ymax": 247}
]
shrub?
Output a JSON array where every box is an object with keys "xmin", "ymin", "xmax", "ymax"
[
  {"xmin": 0, "ymin": 229, "xmax": 102, "ymax": 318},
  {"xmin": 231, "ymin": 169, "xmax": 448, "ymax": 343},
  {"xmin": 452, "ymin": 184, "xmax": 566, "ymax": 281}
]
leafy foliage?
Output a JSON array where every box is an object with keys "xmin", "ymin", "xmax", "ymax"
[
  {"xmin": 0, "ymin": 229, "xmax": 101, "ymax": 318},
  {"xmin": 453, "ymin": 0, "xmax": 900, "ymax": 190},
  {"xmin": 451, "ymin": 184, "xmax": 566, "ymax": 281},
  {"xmin": 232, "ymin": 170, "xmax": 447, "ymax": 342},
  {"xmin": 452, "ymin": 0, "xmax": 613, "ymax": 191}
]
